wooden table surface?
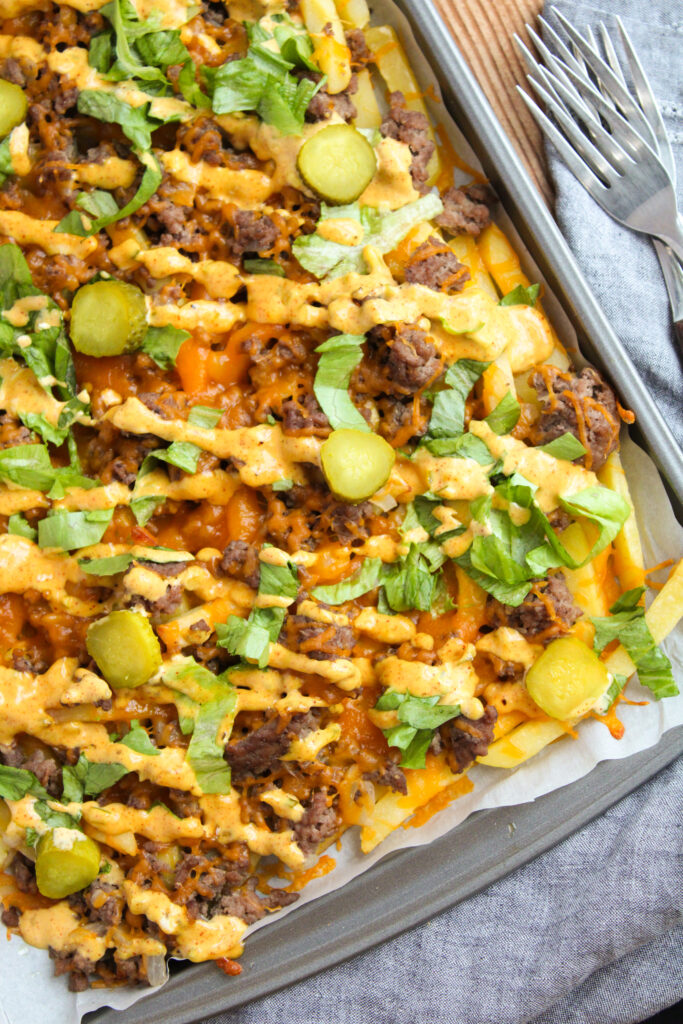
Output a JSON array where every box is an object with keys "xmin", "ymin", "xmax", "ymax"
[{"xmin": 434, "ymin": 0, "xmax": 553, "ymax": 206}]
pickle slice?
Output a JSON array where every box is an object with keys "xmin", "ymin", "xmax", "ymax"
[
  {"xmin": 86, "ymin": 610, "xmax": 162, "ymax": 689},
  {"xmin": 321, "ymin": 428, "xmax": 396, "ymax": 502},
  {"xmin": 297, "ymin": 124, "xmax": 377, "ymax": 204},
  {"xmin": 35, "ymin": 831, "xmax": 101, "ymax": 899},
  {"xmin": 525, "ymin": 636, "xmax": 609, "ymax": 720},
  {"xmin": 70, "ymin": 281, "xmax": 148, "ymax": 357},
  {"xmin": 0, "ymin": 80, "xmax": 28, "ymax": 138}
]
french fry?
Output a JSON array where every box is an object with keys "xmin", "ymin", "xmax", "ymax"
[
  {"xmin": 353, "ymin": 68, "xmax": 382, "ymax": 129},
  {"xmin": 478, "ymin": 720, "xmax": 568, "ymax": 769},
  {"xmin": 449, "ymin": 234, "xmax": 498, "ymax": 297},
  {"xmin": 560, "ymin": 522, "xmax": 612, "ymax": 618},
  {"xmin": 481, "ymin": 357, "xmax": 515, "ymax": 415},
  {"xmin": 333, "ymin": 0, "xmax": 370, "ymax": 28},
  {"xmin": 364, "ymin": 25, "xmax": 441, "ymax": 186},
  {"xmin": 360, "ymin": 756, "xmax": 460, "ymax": 852},
  {"xmin": 482, "ymin": 561, "xmax": 683, "ymax": 769},
  {"xmin": 597, "ymin": 452, "xmax": 646, "ymax": 592},
  {"xmin": 604, "ymin": 559, "xmax": 683, "ymax": 678},
  {"xmin": 301, "ymin": 0, "xmax": 352, "ymax": 93}
]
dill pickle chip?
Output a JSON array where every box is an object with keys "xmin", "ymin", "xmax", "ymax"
[
  {"xmin": 86, "ymin": 610, "xmax": 162, "ymax": 689},
  {"xmin": 0, "ymin": 80, "xmax": 28, "ymax": 138},
  {"xmin": 321, "ymin": 428, "xmax": 396, "ymax": 503},
  {"xmin": 297, "ymin": 124, "xmax": 377, "ymax": 204},
  {"xmin": 0, "ymin": 798, "xmax": 10, "ymax": 833},
  {"xmin": 70, "ymin": 281, "xmax": 148, "ymax": 357},
  {"xmin": 35, "ymin": 831, "xmax": 101, "ymax": 899},
  {"xmin": 525, "ymin": 636, "xmax": 610, "ymax": 721}
]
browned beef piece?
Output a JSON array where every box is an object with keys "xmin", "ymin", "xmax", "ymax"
[
  {"xmin": 439, "ymin": 705, "xmax": 497, "ymax": 773},
  {"xmin": 1, "ymin": 906, "xmax": 20, "ymax": 928},
  {"xmin": 22, "ymin": 748, "xmax": 62, "ymax": 796},
  {"xmin": 346, "ymin": 28, "xmax": 372, "ymax": 69},
  {"xmin": 135, "ymin": 560, "xmax": 188, "ymax": 577},
  {"xmin": 530, "ymin": 366, "xmax": 620, "ymax": 471},
  {"xmin": 9, "ymin": 853, "xmax": 38, "ymax": 894},
  {"xmin": 155, "ymin": 200, "xmax": 198, "ymax": 247},
  {"xmin": 327, "ymin": 500, "xmax": 374, "ymax": 544},
  {"xmin": 381, "ymin": 90, "xmax": 435, "ymax": 189},
  {"xmin": 405, "ymin": 236, "xmax": 470, "ymax": 293},
  {"xmin": 293, "ymin": 789, "xmax": 340, "ymax": 855},
  {"xmin": 281, "ymin": 392, "xmax": 330, "ymax": 437},
  {"xmin": 0, "ymin": 742, "xmax": 24, "ymax": 767},
  {"xmin": 231, "ymin": 211, "xmax": 279, "ymax": 256},
  {"xmin": 69, "ymin": 880, "xmax": 122, "ymax": 928},
  {"xmin": 165, "ymin": 788, "xmax": 201, "ymax": 818},
  {"xmin": 225, "ymin": 712, "xmax": 317, "ymax": 782},
  {"xmin": 436, "ymin": 183, "xmax": 494, "ymax": 237},
  {"xmin": 364, "ymin": 324, "xmax": 442, "ymax": 395},
  {"xmin": 306, "ymin": 73, "xmax": 358, "ymax": 122},
  {"xmin": 282, "ymin": 613, "xmax": 355, "ymax": 661},
  {"xmin": 128, "ymin": 583, "xmax": 183, "ymax": 618},
  {"xmin": 175, "ymin": 115, "xmax": 224, "ymax": 165},
  {"xmin": 50, "ymin": 949, "xmax": 99, "ymax": 991},
  {"xmin": 491, "ymin": 573, "xmax": 582, "ymax": 641},
  {"xmin": 364, "ymin": 759, "xmax": 408, "ymax": 795},
  {"xmin": 216, "ymin": 882, "xmax": 267, "ymax": 924},
  {"xmin": 0, "ymin": 58, "xmax": 26, "ymax": 86},
  {"xmin": 261, "ymin": 886, "xmax": 299, "ymax": 910},
  {"xmin": 218, "ymin": 540, "xmax": 261, "ymax": 589},
  {"xmin": 0, "ymin": 413, "xmax": 34, "ymax": 450}
]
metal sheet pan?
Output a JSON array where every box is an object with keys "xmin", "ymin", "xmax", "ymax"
[{"xmin": 89, "ymin": 3, "xmax": 683, "ymax": 1019}]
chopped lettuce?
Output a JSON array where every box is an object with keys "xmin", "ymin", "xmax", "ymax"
[
  {"xmin": 427, "ymin": 359, "xmax": 490, "ymax": 438},
  {"xmin": 38, "ymin": 508, "xmax": 114, "ymax": 551},
  {"xmin": 313, "ymin": 334, "xmax": 368, "ymax": 431},
  {"xmin": 293, "ymin": 193, "xmax": 444, "ymax": 279},
  {"xmin": 499, "ymin": 283, "xmax": 540, "ymax": 307},
  {"xmin": 375, "ymin": 690, "xmax": 461, "ymax": 769},
  {"xmin": 311, "ymin": 557, "xmax": 383, "ymax": 604},
  {"xmin": 62, "ymin": 754, "xmax": 129, "ymax": 801},
  {"xmin": 141, "ymin": 324, "xmax": 190, "ymax": 369}
]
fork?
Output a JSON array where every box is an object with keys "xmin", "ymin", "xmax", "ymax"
[{"xmin": 513, "ymin": 9, "xmax": 683, "ymax": 346}]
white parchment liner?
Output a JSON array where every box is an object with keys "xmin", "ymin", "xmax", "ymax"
[{"xmin": 1, "ymin": 2, "xmax": 681, "ymax": 1020}]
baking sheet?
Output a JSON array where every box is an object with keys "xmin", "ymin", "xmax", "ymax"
[{"xmin": 1, "ymin": 2, "xmax": 682, "ymax": 1021}]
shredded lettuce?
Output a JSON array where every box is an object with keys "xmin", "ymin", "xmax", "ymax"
[
  {"xmin": 141, "ymin": 324, "xmax": 190, "ymax": 369},
  {"xmin": 590, "ymin": 588, "xmax": 678, "ymax": 699},
  {"xmin": 293, "ymin": 193, "xmax": 444, "ymax": 279},
  {"xmin": 499, "ymin": 283, "xmax": 540, "ymax": 307},
  {"xmin": 0, "ymin": 444, "xmax": 95, "ymax": 496},
  {"xmin": 539, "ymin": 432, "xmax": 587, "ymax": 460},
  {"xmin": 55, "ymin": 152, "xmax": 162, "ymax": 237},
  {"xmin": 140, "ymin": 441, "xmax": 202, "ymax": 476},
  {"xmin": 485, "ymin": 391, "xmax": 521, "ymax": 435},
  {"xmin": 427, "ymin": 358, "xmax": 490, "ymax": 438},
  {"xmin": 243, "ymin": 258, "xmax": 285, "ymax": 277},
  {"xmin": 311, "ymin": 557, "xmax": 383, "ymax": 604},
  {"xmin": 188, "ymin": 405, "xmax": 223, "ymax": 429},
  {"xmin": 217, "ymin": 549, "xmax": 299, "ymax": 668},
  {"xmin": 375, "ymin": 690, "xmax": 461, "ymax": 769},
  {"xmin": 38, "ymin": 508, "xmax": 114, "ymax": 551},
  {"xmin": 0, "ymin": 765, "xmax": 48, "ymax": 801},
  {"xmin": 7, "ymin": 513, "xmax": 36, "ymax": 540},
  {"xmin": 313, "ymin": 334, "xmax": 368, "ymax": 431},
  {"xmin": 119, "ymin": 719, "xmax": 161, "ymax": 756},
  {"xmin": 62, "ymin": 754, "xmax": 129, "ymax": 802}
]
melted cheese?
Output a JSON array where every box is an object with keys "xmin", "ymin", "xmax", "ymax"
[
  {"xmin": 469, "ymin": 421, "xmax": 597, "ymax": 512},
  {"xmin": 0, "ymin": 32, "xmax": 44, "ymax": 62},
  {"xmin": 161, "ymin": 149, "xmax": 272, "ymax": 208},
  {"xmin": 19, "ymin": 903, "xmax": 107, "ymax": 962},
  {"xmin": 148, "ymin": 297, "xmax": 245, "ymax": 333},
  {"xmin": 81, "ymin": 803, "xmax": 204, "ymax": 843},
  {"xmin": 0, "ymin": 536, "xmax": 98, "ymax": 615},
  {"xmin": 476, "ymin": 628, "xmax": 541, "ymax": 669},
  {"xmin": 376, "ymin": 655, "xmax": 483, "ymax": 719},
  {"xmin": 75, "ymin": 157, "xmax": 137, "ymax": 190},
  {"xmin": 0, "ymin": 210, "xmax": 98, "ymax": 259},
  {"xmin": 358, "ymin": 137, "xmax": 420, "ymax": 210},
  {"xmin": 201, "ymin": 792, "xmax": 305, "ymax": 867},
  {"xmin": 105, "ymin": 397, "xmax": 321, "ymax": 487},
  {"xmin": 412, "ymin": 449, "xmax": 493, "ymax": 502},
  {"xmin": 137, "ymin": 248, "xmax": 242, "ymax": 299},
  {"xmin": 353, "ymin": 607, "xmax": 416, "ymax": 643}
]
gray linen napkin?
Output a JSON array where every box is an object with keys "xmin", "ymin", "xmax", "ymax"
[{"xmin": 204, "ymin": 3, "xmax": 683, "ymax": 1022}]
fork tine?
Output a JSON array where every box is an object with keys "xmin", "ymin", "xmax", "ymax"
[
  {"xmin": 598, "ymin": 22, "xmax": 627, "ymax": 86},
  {"xmin": 537, "ymin": 15, "xmax": 586, "ymax": 77},
  {"xmin": 517, "ymin": 87, "xmax": 607, "ymax": 196},
  {"xmin": 516, "ymin": 31, "xmax": 593, "ymax": 121},
  {"xmin": 550, "ymin": 7, "xmax": 658, "ymax": 149},
  {"xmin": 560, "ymin": 62, "xmax": 660, "ymax": 165},
  {"xmin": 524, "ymin": 74, "xmax": 621, "ymax": 184},
  {"xmin": 544, "ymin": 68, "xmax": 637, "ymax": 172},
  {"xmin": 523, "ymin": 25, "xmax": 593, "ymax": 115},
  {"xmin": 615, "ymin": 16, "xmax": 675, "ymax": 181}
]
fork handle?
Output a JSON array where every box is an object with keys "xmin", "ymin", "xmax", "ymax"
[
  {"xmin": 655, "ymin": 214, "xmax": 683, "ymax": 263},
  {"xmin": 654, "ymin": 239, "xmax": 683, "ymax": 357}
]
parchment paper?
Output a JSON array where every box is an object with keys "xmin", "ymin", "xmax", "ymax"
[{"xmin": 1, "ymin": 2, "xmax": 681, "ymax": 1021}]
